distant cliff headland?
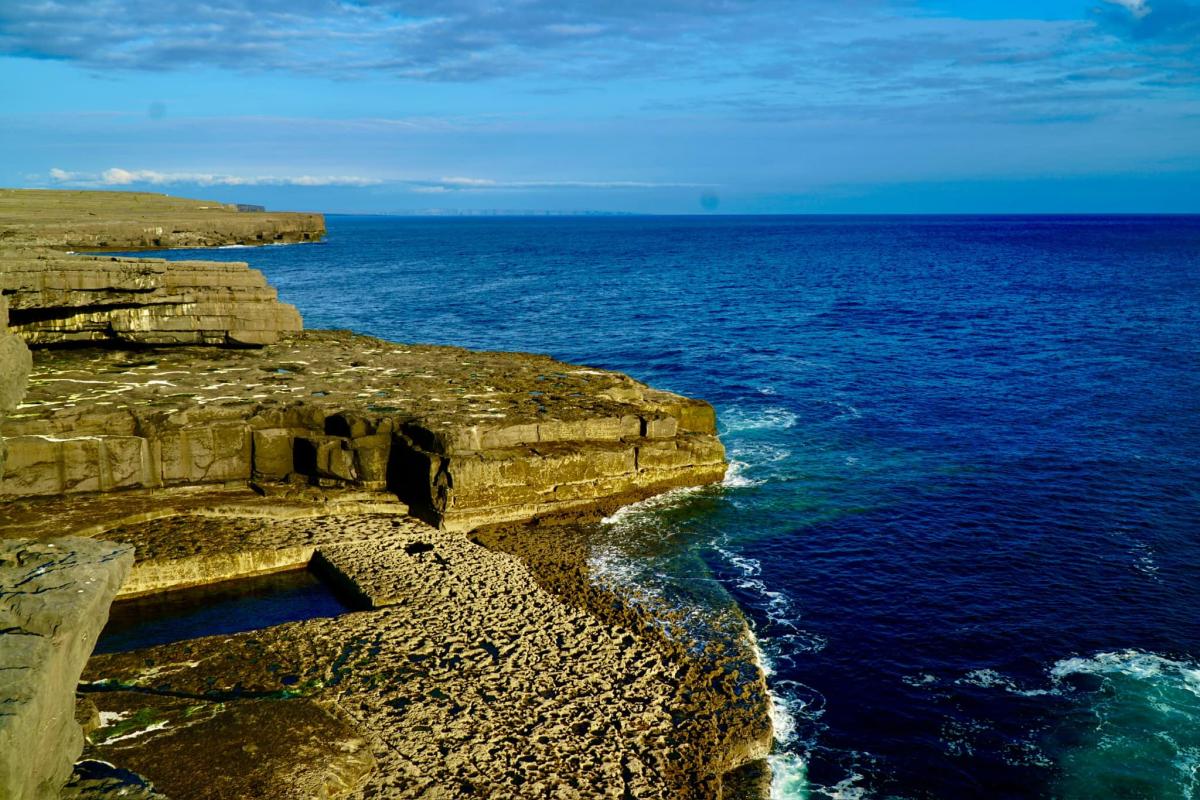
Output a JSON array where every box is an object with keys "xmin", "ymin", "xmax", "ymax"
[{"xmin": 0, "ymin": 190, "xmax": 771, "ymax": 799}]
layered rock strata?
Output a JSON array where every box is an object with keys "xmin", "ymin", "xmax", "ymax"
[
  {"xmin": 0, "ymin": 537, "xmax": 133, "ymax": 800},
  {"xmin": 0, "ymin": 188, "xmax": 318, "ymax": 349},
  {"xmin": 0, "ymin": 331, "xmax": 727, "ymax": 530},
  {"xmin": 0, "ymin": 188, "xmax": 763, "ymax": 798},
  {"xmin": 0, "ymin": 249, "xmax": 302, "ymax": 347}
]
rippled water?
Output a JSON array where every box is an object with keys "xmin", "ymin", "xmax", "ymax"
[{"xmin": 141, "ymin": 215, "xmax": 1200, "ymax": 799}]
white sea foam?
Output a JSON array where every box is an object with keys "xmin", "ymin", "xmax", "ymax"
[
  {"xmin": 769, "ymin": 752, "xmax": 809, "ymax": 799},
  {"xmin": 902, "ymin": 672, "xmax": 938, "ymax": 687},
  {"xmin": 599, "ymin": 485, "xmax": 704, "ymax": 525},
  {"xmin": 1046, "ymin": 650, "xmax": 1200, "ymax": 799},
  {"xmin": 722, "ymin": 460, "xmax": 764, "ymax": 488},
  {"xmin": 720, "ymin": 406, "xmax": 798, "ymax": 433},
  {"xmin": 217, "ymin": 244, "xmax": 253, "ymax": 249},
  {"xmin": 954, "ymin": 667, "xmax": 1057, "ymax": 697},
  {"xmin": 1051, "ymin": 650, "xmax": 1200, "ymax": 698},
  {"xmin": 821, "ymin": 399, "xmax": 863, "ymax": 421},
  {"xmin": 820, "ymin": 773, "xmax": 870, "ymax": 800}
]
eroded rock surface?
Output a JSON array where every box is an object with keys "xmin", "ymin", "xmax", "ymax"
[
  {"xmin": 1, "ymin": 294, "xmax": 32, "ymax": 411},
  {"xmin": 0, "ymin": 537, "xmax": 133, "ymax": 800},
  {"xmin": 80, "ymin": 514, "xmax": 769, "ymax": 799},
  {"xmin": 1, "ymin": 331, "xmax": 726, "ymax": 530}
]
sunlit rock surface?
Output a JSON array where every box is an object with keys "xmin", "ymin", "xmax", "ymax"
[
  {"xmin": 0, "ymin": 537, "xmax": 133, "ymax": 800},
  {"xmin": 0, "ymin": 331, "xmax": 727, "ymax": 529}
]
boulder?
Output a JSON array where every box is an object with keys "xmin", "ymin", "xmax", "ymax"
[
  {"xmin": 0, "ymin": 295, "xmax": 32, "ymax": 412},
  {"xmin": 0, "ymin": 537, "xmax": 134, "ymax": 800}
]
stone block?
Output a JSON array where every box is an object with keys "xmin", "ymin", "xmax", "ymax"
[
  {"xmin": 294, "ymin": 435, "xmax": 358, "ymax": 483},
  {"xmin": 0, "ymin": 537, "xmax": 134, "ymax": 800},
  {"xmin": 252, "ymin": 428, "xmax": 295, "ymax": 480}
]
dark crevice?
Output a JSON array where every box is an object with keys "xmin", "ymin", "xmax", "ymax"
[{"xmin": 9, "ymin": 302, "xmax": 148, "ymax": 325}]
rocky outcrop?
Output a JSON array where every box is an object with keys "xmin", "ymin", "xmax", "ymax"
[
  {"xmin": 0, "ymin": 331, "xmax": 727, "ymax": 530},
  {"xmin": 0, "ymin": 189, "xmax": 324, "ymax": 250},
  {"xmin": 0, "ymin": 537, "xmax": 134, "ymax": 800},
  {"xmin": 0, "ymin": 188, "xmax": 317, "ymax": 349},
  {"xmin": 0, "ymin": 249, "xmax": 302, "ymax": 347},
  {"xmin": 0, "ymin": 294, "xmax": 32, "ymax": 410}
]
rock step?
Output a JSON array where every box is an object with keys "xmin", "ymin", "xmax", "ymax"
[{"xmin": 0, "ymin": 331, "xmax": 727, "ymax": 530}]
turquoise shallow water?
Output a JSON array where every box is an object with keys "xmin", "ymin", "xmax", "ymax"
[{"xmin": 135, "ymin": 215, "xmax": 1200, "ymax": 798}]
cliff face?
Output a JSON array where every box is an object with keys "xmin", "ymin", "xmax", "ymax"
[
  {"xmin": 0, "ymin": 537, "xmax": 134, "ymax": 800},
  {"xmin": 0, "ymin": 249, "xmax": 302, "ymax": 347},
  {"xmin": 0, "ymin": 331, "xmax": 726, "ymax": 530},
  {"xmin": 0, "ymin": 189, "xmax": 757, "ymax": 800},
  {"xmin": 0, "ymin": 189, "xmax": 317, "ymax": 349}
]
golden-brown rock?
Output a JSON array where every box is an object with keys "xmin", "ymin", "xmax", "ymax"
[{"xmin": 0, "ymin": 331, "xmax": 727, "ymax": 530}]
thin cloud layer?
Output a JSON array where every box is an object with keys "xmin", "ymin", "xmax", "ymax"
[
  {"xmin": 48, "ymin": 167, "xmax": 381, "ymax": 187},
  {"xmin": 45, "ymin": 168, "xmax": 698, "ymax": 193},
  {"xmin": 0, "ymin": 0, "xmax": 800, "ymax": 78}
]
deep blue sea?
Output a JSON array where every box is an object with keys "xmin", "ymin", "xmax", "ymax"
[{"xmin": 144, "ymin": 215, "xmax": 1200, "ymax": 799}]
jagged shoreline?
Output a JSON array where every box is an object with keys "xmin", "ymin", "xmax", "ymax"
[{"xmin": 0, "ymin": 189, "xmax": 773, "ymax": 799}]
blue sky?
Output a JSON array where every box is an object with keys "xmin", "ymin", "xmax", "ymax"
[{"xmin": 1, "ymin": 1, "xmax": 1198, "ymax": 213}]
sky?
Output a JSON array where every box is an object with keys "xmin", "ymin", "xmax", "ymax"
[{"xmin": 1, "ymin": 0, "xmax": 1198, "ymax": 214}]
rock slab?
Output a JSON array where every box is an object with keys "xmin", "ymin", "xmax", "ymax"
[
  {"xmin": 0, "ymin": 537, "xmax": 134, "ymax": 800},
  {"xmin": 0, "ymin": 295, "xmax": 32, "ymax": 411}
]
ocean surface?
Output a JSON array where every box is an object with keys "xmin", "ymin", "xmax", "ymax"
[{"xmin": 142, "ymin": 215, "xmax": 1200, "ymax": 799}]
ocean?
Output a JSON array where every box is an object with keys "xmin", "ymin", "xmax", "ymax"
[{"xmin": 145, "ymin": 215, "xmax": 1200, "ymax": 799}]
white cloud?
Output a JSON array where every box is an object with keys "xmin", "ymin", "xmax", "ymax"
[
  {"xmin": 49, "ymin": 167, "xmax": 381, "ymax": 188},
  {"xmin": 1105, "ymin": 0, "xmax": 1152, "ymax": 18}
]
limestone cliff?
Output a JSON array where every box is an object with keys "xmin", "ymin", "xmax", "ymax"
[
  {"xmin": 0, "ymin": 189, "xmax": 756, "ymax": 800},
  {"xmin": 0, "ymin": 331, "xmax": 726, "ymax": 531},
  {"xmin": 0, "ymin": 249, "xmax": 302, "ymax": 347},
  {"xmin": 0, "ymin": 537, "xmax": 134, "ymax": 800},
  {"xmin": 0, "ymin": 189, "xmax": 318, "ymax": 349}
]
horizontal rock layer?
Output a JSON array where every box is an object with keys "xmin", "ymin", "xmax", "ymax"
[
  {"xmin": 0, "ymin": 537, "xmax": 134, "ymax": 800},
  {"xmin": 0, "ymin": 249, "xmax": 302, "ymax": 347},
  {"xmin": 1, "ymin": 331, "xmax": 727, "ymax": 530}
]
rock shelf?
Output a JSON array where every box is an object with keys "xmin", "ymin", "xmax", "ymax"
[
  {"xmin": 76, "ymin": 513, "xmax": 770, "ymax": 799},
  {"xmin": 1, "ymin": 330, "xmax": 727, "ymax": 531},
  {"xmin": 0, "ymin": 189, "xmax": 324, "ymax": 251},
  {"xmin": 0, "ymin": 190, "xmax": 317, "ymax": 349}
]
